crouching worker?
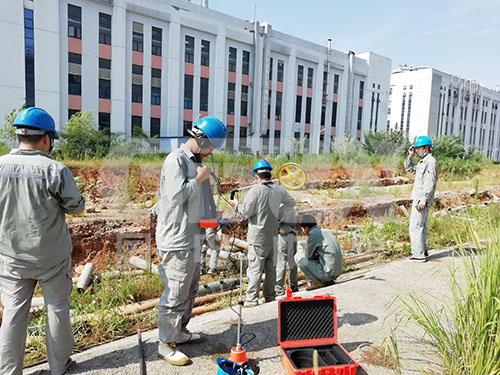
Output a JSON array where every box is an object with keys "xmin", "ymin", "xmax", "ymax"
[
  {"xmin": 296, "ymin": 215, "xmax": 342, "ymax": 291},
  {"xmin": 156, "ymin": 116, "xmax": 227, "ymax": 366},
  {"xmin": 0, "ymin": 107, "xmax": 85, "ymax": 375}
]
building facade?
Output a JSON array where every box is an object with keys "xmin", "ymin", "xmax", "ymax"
[
  {"xmin": 0, "ymin": 0, "xmax": 391, "ymax": 154},
  {"xmin": 388, "ymin": 66, "xmax": 500, "ymax": 160}
]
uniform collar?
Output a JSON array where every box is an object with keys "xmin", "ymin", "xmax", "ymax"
[{"xmin": 10, "ymin": 148, "xmax": 53, "ymax": 159}]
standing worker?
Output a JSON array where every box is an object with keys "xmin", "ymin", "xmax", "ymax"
[
  {"xmin": 156, "ymin": 116, "xmax": 227, "ymax": 366},
  {"xmin": 0, "ymin": 107, "xmax": 85, "ymax": 375},
  {"xmin": 230, "ymin": 159, "xmax": 296, "ymax": 307},
  {"xmin": 296, "ymin": 215, "xmax": 343, "ymax": 291},
  {"xmin": 404, "ymin": 136, "xmax": 438, "ymax": 261},
  {"xmin": 275, "ymin": 203, "xmax": 298, "ymax": 296}
]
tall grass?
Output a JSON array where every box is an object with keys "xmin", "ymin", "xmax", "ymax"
[{"xmin": 399, "ymin": 228, "xmax": 500, "ymax": 374}]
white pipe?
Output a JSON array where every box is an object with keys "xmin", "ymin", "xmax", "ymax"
[
  {"xmin": 76, "ymin": 263, "xmax": 95, "ymax": 292},
  {"xmin": 129, "ymin": 256, "xmax": 158, "ymax": 274}
]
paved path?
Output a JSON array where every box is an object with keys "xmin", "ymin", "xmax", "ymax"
[{"xmin": 25, "ymin": 248, "xmax": 463, "ymax": 375}]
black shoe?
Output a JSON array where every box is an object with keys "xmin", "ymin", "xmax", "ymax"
[{"xmin": 290, "ymin": 286, "xmax": 299, "ymax": 293}]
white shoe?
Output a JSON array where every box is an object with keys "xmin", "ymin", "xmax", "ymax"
[
  {"xmin": 158, "ymin": 342, "xmax": 190, "ymax": 366},
  {"xmin": 175, "ymin": 330, "xmax": 206, "ymax": 344}
]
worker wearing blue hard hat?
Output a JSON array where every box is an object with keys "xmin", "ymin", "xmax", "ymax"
[
  {"xmin": 230, "ymin": 159, "xmax": 296, "ymax": 307},
  {"xmin": 0, "ymin": 107, "xmax": 85, "ymax": 374},
  {"xmin": 404, "ymin": 135, "xmax": 438, "ymax": 261},
  {"xmin": 155, "ymin": 116, "xmax": 227, "ymax": 366}
]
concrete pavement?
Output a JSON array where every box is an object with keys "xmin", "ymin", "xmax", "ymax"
[{"xmin": 25, "ymin": 248, "xmax": 463, "ymax": 375}]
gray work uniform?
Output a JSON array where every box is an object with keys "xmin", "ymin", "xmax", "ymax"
[
  {"xmin": 275, "ymin": 204, "xmax": 298, "ymax": 293},
  {"xmin": 201, "ymin": 227, "xmax": 220, "ymax": 271},
  {"xmin": 0, "ymin": 149, "xmax": 85, "ymax": 375},
  {"xmin": 156, "ymin": 144, "xmax": 204, "ymax": 344},
  {"xmin": 404, "ymin": 153, "xmax": 438, "ymax": 258},
  {"xmin": 236, "ymin": 183, "xmax": 295, "ymax": 303},
  {"xmin": 296, "ymin": 226, "xmax": 343, "ymax": 282}
]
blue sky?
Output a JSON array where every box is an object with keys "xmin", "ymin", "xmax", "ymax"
[{"xmin": 209, "ymin": 0, "xmax": 500, "ymax": 89}]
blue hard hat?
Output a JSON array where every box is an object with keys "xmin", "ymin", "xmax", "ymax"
[
  {"xmin": 413, "ymin": 136, "xmax": 432, "ymax": 147},
  {"xmin": 13, "ymin": 107, "xmax": 59, "ymax": 139},
  {"xmin": 193, "ymin": 116, "xmax": 227, "ymax": 149},
  {"xmin": 252, "ymin": 159, "xmax": 272, "ymax": 173}
]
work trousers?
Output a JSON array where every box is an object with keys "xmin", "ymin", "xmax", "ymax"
[
  {"xmin": 409, "ymin": 201, "xmax": 429, "ymax": 258},
  {"xmin": 157, "ymin": 249, "xmax": 200, "ymax": 344},
  {"xmin": 295, "ymin": 251, "xmax": 332, "ymax": 282},
  {"xmin": 275, "ymin": 233, "xmax": 298, "ymax": 291},
  {"xmin": 0, "ymin": 256, "xmax": 73, "ymax": 375},
  {"xmin": 246, "ymin": 243, "xmax": 277, "ymax": 303}
]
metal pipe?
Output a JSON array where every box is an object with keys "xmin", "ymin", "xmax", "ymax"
[{"xmin": 76, "ymin": 263, "xmax": 95, "ymax": 292}]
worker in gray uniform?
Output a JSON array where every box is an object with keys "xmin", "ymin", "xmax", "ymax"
[
  {"xmin": 156, "ymin": 116, "xmax": 227, "ymax": 366},
  {"xmin": 296, "ymin": 215, "xmax": 343, "ymax": 291},
  {"xmin": 0, "ymin": 107, "xmax": 85, "ymax": 375},
  {"xmin": 275, "ymin": 204, "xmax": 298, "ymax": 296},
  {"xmin": 230, "ymin": 159, "xmax": 296, "ymax": 307},
  {"xmin": 404, "ymin": 136, "xmax": 438, "ymax": 261}
]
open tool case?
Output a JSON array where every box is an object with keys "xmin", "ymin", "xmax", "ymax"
[{"xmin": 278, "ymin": 292, "xmax": 359, "ymax": 375}]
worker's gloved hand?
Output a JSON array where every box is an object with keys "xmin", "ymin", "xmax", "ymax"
[{"xmin": 196, "ymin": 165, "xmax": 211, "ymax": 185}]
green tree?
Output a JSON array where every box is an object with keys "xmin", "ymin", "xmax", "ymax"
[
  {"xmin": 362, "ymin": 130, "xmax": 410, "ymax": 157},
  {"xmin": 54, "ymin": 111, "xmax": 109, "ymax": 160},
  {"xmin": 1, "ymin": 104, "xmax": 26, "ymax": 144}
]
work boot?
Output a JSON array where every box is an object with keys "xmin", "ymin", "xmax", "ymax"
[
  {"xmin": 176, "ymin": 329, "xmax": 206, "ymax": 344},
  {"xmin": 306, "ymin": 280, "xmax": 325, "ymax": 291},
  {"xmin": 244, "ymin": 300, "xmax": 259, "ymax": 308},
  {"xmin": 158, "ymin": 342, "xmax": 190, "ymax": 366},
  {"xmin": 290, "ymin": 285, "xmax": 299, "ymax": 293},
  {"xmin": 275, "ymin": 287, "xmax": 285, "ymax": 297}
]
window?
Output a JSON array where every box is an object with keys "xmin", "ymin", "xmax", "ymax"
[
  {"xmin": 24, "ymin": 8, "xmax": 34, "ymax": 107},
  {"xmin": 242, "ymin": 50, "xmax": 250, "ymax": 75},
  {"xmin": 331, "ymin": 102, "xmax": 337, "ymax": 127},
  {"xmin": 99, "ymin": 58, "xmax": 110, "ymax": 69},
  {"xmin": 184, "ymin": 75, "xmax": 193, "ymax": 109},
  {"xmin": 228, "ymin": 47, "xmax": 237, "ymax": 72},
  {"xmin": 321, "ymin": 105, "xmax": 326, "ymax": 126},
  {"xmin": 277, "ymin": 60, "xmax": 284, "ymax": 82},
  {"xmin": 200, "ymin": 78, "xmax": 209, "ymax": 111},
  {"xmin": 68, "ymin": 74, "xmax": 81, "ymax": 95},
  {"xmin": 98, "ymin": 112, "xmax": 110, "ymax": 135},
  {"xmin": 241, "ymin": 85, "xmax": 248, "ymax": 117},
  {"xmin": 151, "ymin": 87, "xmax": 161, "ymax": 105},
  {"xmin": 150, "ymin": 118, "xmax": 160, "ymax": 137},
  {"xmin": 201, "ymin": 40, "xmax": 210, "ymax": 66},
  {"xmin": 295, "ymin": 95, "xmax": 302, "ymax": 123},
  {"xmin": 99, "ymin": 79, "xmax": 111, "ymax": 99},
  {"xmin": 151, "ymin": 68, "xmax": 161, "ymax": 79},
  {"xmin": 99, "ymin": 13, "xmax": 111, "ymax": 45},
  {"xmin": 132, "ymin": 64, "xmax": 143, "ymax": 75},
  {"xmin": 269, "ymin": 57, "xmax": 273, "ymax": 80},
  {"xmin": 132, "ymin": 84, "xmax": 142, "ymax": 103},
  {"xmin": 322, "ymin": 71, "xmax": 328, "ymax": 92},
  {"xmin": 333, "ymin": 74, "xmax": 339, "ymax": 94},
  {"xmin": 68, "ymin": 4, "xmax": 81, "ymax": 39},
  {"xmin": 227, "ymin": 82, "xmax": 235, "ymax": 115},
  {"xmin": 357, "ymin": 106, "xmax": 362, "ymax": 131},
  {"xmin": 400, "ymin": 93, "xmax": 406, "ymax": 131},
  {"xmin": 305, "ymin": 97, "xmax": 312, "ymax": 124},
  {"xmin": 132, "ymin": 22, "xmax": 143, "ymax": 52},
  {"xmin": 68, "ymin": 53, "xmax": 81, "ymax": 65},
  {"xmin": 307, "ymin": 67, "xmax": 313, "ymax": 89},
  {"xmin": 406, "ymin": 93, "xmax": 412, "ymax": 133},
  {"xmin": 131, "ymin": 116, "xmax": 142, "ymax": 134},
  {"xmin": 297, "ymin": 65, "xmax": 304, "ymax": 87},
  {"xmin": 267, "ymin": 90, "xmax": 272, "ymax": 120},
  {"xmin": 152, "ymin": 27, "xmax": 162, "ymax": 56},
  {"xmin": 185, "ymin": 35, "xmax": 194, "ymax": 63},
  {"xmin": 68, "ymin": 109, "xmax": 79, "ymax": 120},
  {"xmin": 359, "ymin": 80, "xmax": 364, "ymax": 99},
  {"xmin": 275, "ymin": 91, "xmax": 282, "ymax": 121}
]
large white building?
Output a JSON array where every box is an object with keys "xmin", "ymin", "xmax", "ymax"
[
  {"xmin": 388, "ymin": 66, "xmax": 500, "ymax": 160},
  {"xmin": 0, "ymin": 0, "xmax": 391, "ymax": 154}
]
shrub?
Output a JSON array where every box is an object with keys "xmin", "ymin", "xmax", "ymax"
[
  {"xmin": 0, "ymin": 141, "xmax": 10, "ymax": 156},
  {"xmin": 53, "ymin": 111, "xmax": 110, "ymax": 160},
  {"xmin": 363, "ymin": 130, "xmax": 410, "ymax": 158}
]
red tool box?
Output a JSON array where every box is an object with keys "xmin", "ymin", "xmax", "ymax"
[{"xmin": 278, "ymin": 291, "xmax": 359, "ymax": 375}]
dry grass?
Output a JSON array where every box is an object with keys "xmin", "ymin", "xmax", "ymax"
[{"xmin": 361, "ymin": 345, "xmax": 399, "ymax": 370}]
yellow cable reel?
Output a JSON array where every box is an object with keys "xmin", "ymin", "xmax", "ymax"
[{"xmin": 277, "ymin": 163, "xmax": 306, "ymax": 190}]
